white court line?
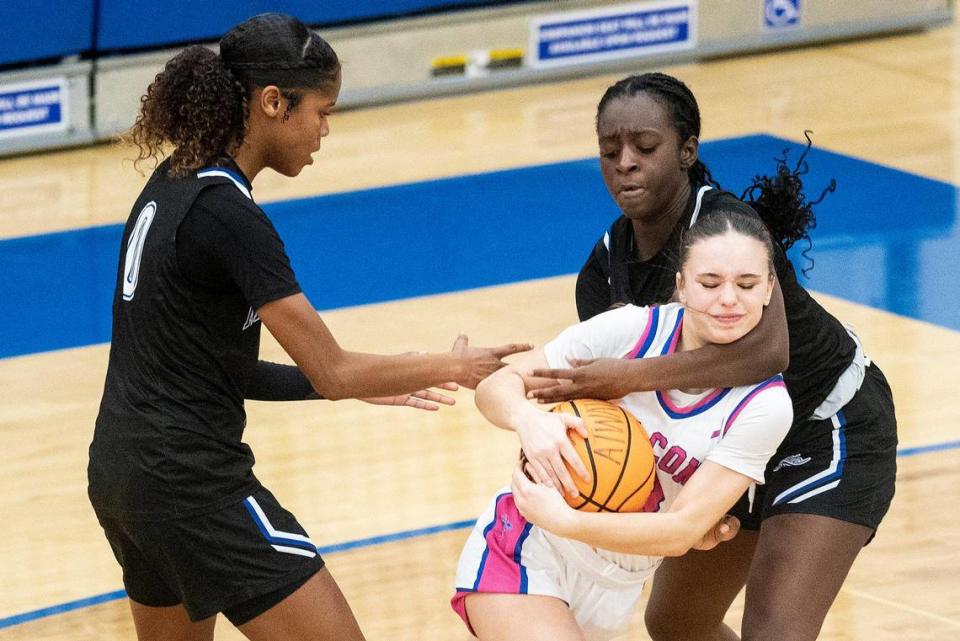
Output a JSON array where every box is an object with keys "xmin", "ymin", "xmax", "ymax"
[{"xmin": 842, "ymin": 586, "xmax": 960, "ymax": 628}]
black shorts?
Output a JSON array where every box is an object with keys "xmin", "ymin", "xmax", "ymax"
[
  {"xmin": 730, "ymin": 363, "xmax": 897, "ymax": 534},
  {"xmin": 96, "ymin": 486, "xmax": 325, "ymax": 624}
]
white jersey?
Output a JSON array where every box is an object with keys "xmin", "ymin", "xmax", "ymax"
[
  {"xmin": 543, "ymin": 303, "xmax": 793, "ymax": 570},
  {"xmin": 452, "ymin": 303, "xmax": 793, "ymax": 640}
]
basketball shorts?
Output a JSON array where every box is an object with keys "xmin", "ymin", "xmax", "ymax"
[
  {"xmin": 452, "ymin": 490, "xmax": 657, "ymax": 641},
  {"xmin": 730, "ymin": 363, "xmax": 897, "ymax": 533},
  {"xmin": 95, "ymin": 486, "xmax": 325, "ymax": 624}
]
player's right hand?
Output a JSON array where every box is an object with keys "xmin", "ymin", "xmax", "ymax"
[
  {"xmin": 515, "ymin": 411, "xmax": 590, "ymax": 499},
  {"xmin": 451, "ymin": 334, "xmax": 532, "ymax": 389}
]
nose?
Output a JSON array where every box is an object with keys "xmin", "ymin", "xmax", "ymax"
[
  {"xmin": 616, "ymin": 146, "xmax": 640, "ymax": 173},
  {"xmin": 718, "ymin": 282, "xmax": 738, "ymax": 305},
  {"xmin": 320, "ymin": 117, "xmax": 330, "ymax": 138}
]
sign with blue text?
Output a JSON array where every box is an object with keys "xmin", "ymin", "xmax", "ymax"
[
  {"xmin": 529, "ymin": 0, "xmax": 697, "ymax": 69},
  {"xmin": 0, "ymin": 78, "xmax": 69, "ymax": 139},
  {"xmin": 763, "ymin": 0, "xmax": 802, "ymax": 30}
]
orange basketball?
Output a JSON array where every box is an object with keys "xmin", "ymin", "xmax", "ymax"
[{"xmin": 550, "ymin": 399, "xmax": 656, "ymax": 512}]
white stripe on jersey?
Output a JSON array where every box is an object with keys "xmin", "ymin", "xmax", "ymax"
[
  {"xmin": 197, "ymin": 169, "xmax": 253, "ymax": 200},
  {"xmin": 689, "ymin": 185, "xmax": 713, "ymax": 227},
  {"xmin": 772, "ymin": 413, "xmax": 845, "ymax": 505}
]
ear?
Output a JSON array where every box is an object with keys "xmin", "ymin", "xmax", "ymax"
[
  {"xmin": 257, "ymin": 86, "xmax": 283, "ymax": 119},
  {"xmin": 679, "ymin": 136, "xmax": 699, "ymax": 171},
  {"xmin": 675, "ymin": 272, "xmax": 686, "ymax": 303},
  {"xmin": 763, "ymin": 275, "xmax": 775, "ymax": 306}
]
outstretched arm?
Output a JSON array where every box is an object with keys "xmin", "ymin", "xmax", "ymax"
[
  {"xmin": 529, "ymin": 278, "xmax": 788, "ymax": 401},
  {"xmin": 258, "ymin": 293, "xmax": 531, "ymax": 400}
]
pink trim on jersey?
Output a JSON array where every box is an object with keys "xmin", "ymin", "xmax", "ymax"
[
  {"xmin": 625, "ymin": 308, "xmax": 656, "ymax": 359},
  {"xmin": 722, "ymin": 378, "xmax": 787, "ymax": 437},
  {"xmin": 659, "ymin": 387, "xmax": 728, "ymax": 415}
]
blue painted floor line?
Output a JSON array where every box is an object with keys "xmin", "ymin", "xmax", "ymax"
[{"xmin": 2, "ymin": 439, "xmax": 957, "ymax": 631}]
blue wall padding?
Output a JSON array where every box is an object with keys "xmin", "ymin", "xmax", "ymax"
[
  {"xmin": 96, "ymin": 1, "xmax": 522, "ymax": 51},
  {"xmin": 0, "ymin": 3, "xmax": 94, "ymax": 65}
]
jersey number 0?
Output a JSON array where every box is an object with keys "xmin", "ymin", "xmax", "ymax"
[{"xmin": 123, "ymin": 201, "xmax": 157, "ymax": 301}]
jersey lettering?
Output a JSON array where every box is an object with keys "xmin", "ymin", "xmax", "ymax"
[
  {"xmin": 649, "ymin": 431, "xmax": 668, "ymax": 453},
  {"xmin": 658, "ymin": 446, "xmax": 688, "ymax": 475},
  {"xmin": 122, "ymin": 201, "xmax": 157, "ymax": 301},
  {"xmin": 672, "ymin": 457, "xmax": 700, "ymax": 485}
]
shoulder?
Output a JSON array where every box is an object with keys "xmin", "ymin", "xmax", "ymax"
[{"xmin": 727, "ymin": 375, "xmax": 793, "ymax": 428}]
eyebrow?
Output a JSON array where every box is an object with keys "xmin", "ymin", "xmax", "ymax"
[
  {"xmin": 696, "ymin": 272, "xmax": 763, "ymax": 278},
  {"xmin": 598, "ymin": 128, "xmax": 661, "ymax": 141}
]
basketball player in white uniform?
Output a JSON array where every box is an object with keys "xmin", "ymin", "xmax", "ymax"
[{"xmin": 452, "ymin": 211, "xmax": 793, "ymax": 641}]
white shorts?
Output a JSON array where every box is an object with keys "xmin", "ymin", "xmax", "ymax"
[{"xmin": 451, "ymin": 489, "xmax": 660, "ymax": 641}]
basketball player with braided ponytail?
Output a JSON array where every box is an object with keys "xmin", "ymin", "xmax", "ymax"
[
  {"xmin": 529, "ymin": 72, "xmax": 898, "ymax": 641},
  {"xmin": 89, "ymin": 14, "xmax": 529, "ymax": 641}
]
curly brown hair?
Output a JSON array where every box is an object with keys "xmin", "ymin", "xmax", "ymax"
[
  {"xmin": 125, "ymin": 45, "xmax": 246, "ymax": 177},
  {"xmin": 124, "ymin": 14, "xmax": 341, "ymax": 178}
]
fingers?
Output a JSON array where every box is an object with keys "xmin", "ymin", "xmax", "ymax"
[
  {"xmin": 560, "ymin": 414, "xmax": 589, "ymax": 440},
  {"xmin": 451, "ymin": 333, "xmax": 468, "ymax": 352},
  {"xmin": 492, "ymin": 343, "xmax": 534, "ymax": 359},
  {"xmin": 404, "ymin": 396, "xmax": 439, "ymax": 411},
  {"xmin": 412, "ymin": 389, "xmax": 456, "ymax": 406},
  {"xmin": 436, "ymin": 382, "xmax": 459, "ymax": 392},
  {"xmin": 527, "ymin": 382, "xmax": 581, "ymax": 404},
  {"xmin": 718, "ymin": 515, "xmax": 740, "ymax": 541},
  {"xmin": 529, "ymin": 368, "xmax": 575, "ymax": 380},
  {"xmin": 551, "ymin": 453, "xmax": 581, "ymax": 499},
  {"xmin": 525, "ymin": 457, "xmax": 562, "ymax": 494},
  {"xmin": 566, "ymin": 357, "xmax": 596, "ymax": 368}
]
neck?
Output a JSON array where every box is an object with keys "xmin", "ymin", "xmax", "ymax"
[
  {"xmin": 630, "ymin": 180, "xmax": 692, "ymax": 261},
  {"xmin": 230, "ymin": 139, "xmax": 265, "ymax": 182}
]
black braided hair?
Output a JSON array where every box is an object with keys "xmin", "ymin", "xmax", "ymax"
[
  {"xmin": 596, "ymin": 72, "xmax": 836, "ymax": 275},
  {"xmin": 596, "ymin": 72, "xmax": 720, "ymax": 189}
]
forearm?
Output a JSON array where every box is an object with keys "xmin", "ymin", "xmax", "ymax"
[
  {"xmin": 559, "ymin": 510, "xmax": 699, "ymax": 557},
  {"xmin": 259, "ymin": 294, "xmax": 464, "ymax": 400},
  {"xmin": 619, "ymin": 281, "xmax": 788, "ymax": 392},
  {"xmin": 306, "ymin": 349, "xmax": 463, "ymax": 401},
  {"xmin": 475, "ymin": 367, "xmax": 543, "ymax": 432},
  {"xmin": 245, "ymin": 361, "xmax": 320, "ymax": 401}
]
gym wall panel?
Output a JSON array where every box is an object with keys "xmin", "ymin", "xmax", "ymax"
[
  {"xmin": 0, "ymin": 3, "xmax": 94, "ymax": 65},
  {"xmin": 95, "ymin": 1, "xmax": 526, "ymax": 51}
]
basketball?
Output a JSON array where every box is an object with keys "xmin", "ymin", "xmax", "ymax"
[{"xmin": 550, "ymin": 399, "xmax": 656, "ymax": 512}]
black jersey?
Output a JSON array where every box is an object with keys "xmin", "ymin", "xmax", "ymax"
[
  {"xmin": 89, "ymin": 159, "xmax": 301, "ymax": 521},
  {"xmin": 575, "ymin": 186, "xmax": 856, "ymax": 421}
]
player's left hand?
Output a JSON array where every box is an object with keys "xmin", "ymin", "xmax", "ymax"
[
  {"xmin": 692, "ymin": 514, "xmax": 740, "ymax": 550},
  {"xmin": 362, "ymin": 382, "xmax": 458, "ymax": 411},
  {"xmin": 510, "ymin": 463, "xmax": 577, "ymax": 536}
]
